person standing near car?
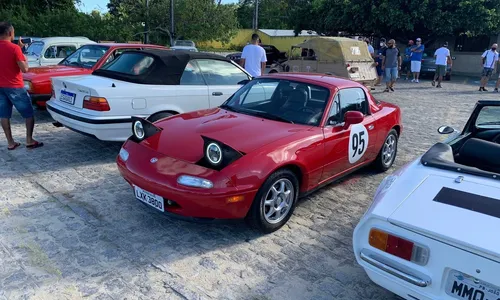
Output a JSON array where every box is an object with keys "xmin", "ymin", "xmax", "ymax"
[
  {"xmin": 410, "ymin": 38, "xmax": 424, "ymax": 83},
  {"xmin": 431, "ymin": 42, "xmax": 452, "ymax": 88},
  {"xmin": 0, "ymin": 22, "xmax": 43, "ymax": 150},
  {"xmin": 239, "ymin": 33, "xmax": 267, "ymax": 77},
  {"xmin": 402, "ymin": 40, "xmax": 414, "ymax": 80},
  {"xmin": 375, "ymin": 38, "xmax": 387, "ymax": 86},
  {"xmin": 381, "ymin": 39, "xmax": 401, "ymax": 92},
  {"xmin": 479, "ymin": 43, "xmax": 499, "ymax": 92}
]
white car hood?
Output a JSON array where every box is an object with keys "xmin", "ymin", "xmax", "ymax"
[{"xmin": 388, "ymin": 173, "xmax": 500, "ymax": 261}]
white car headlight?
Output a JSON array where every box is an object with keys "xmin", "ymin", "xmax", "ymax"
[
  {"xmin": 24, "ymin": 81, "xmax": 32, "ymax": 91},
  {"xmin": 119, "ymin": 148, "xmax": 129, "ymax": 161},
  {"xmin": 177, "ymin": 175, "xmax": 213, "ymax": 189},
  {"xmin": 206, "ymin": 142, "xmax": 222, "ymax": 165},
  {"xmin": 133, "ymin": 120, "xmax": 145, "ymax": 140}
]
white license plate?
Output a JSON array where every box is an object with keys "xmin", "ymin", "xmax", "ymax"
[
  {"xmin": 350, "ymin": 73, "xmax": 360, "ymax": 78},
  {"xmin": 134, "ymin": 186, "xmax": 164, "ymax": 212},
  {"xmin": 59, "ymin": 90, "xmax": 76, "ymax": 105},
  {"xmin": 445, "ymin": 270, "xmax": 500, "ymax": 300}
]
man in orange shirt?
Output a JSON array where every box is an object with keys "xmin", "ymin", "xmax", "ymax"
[{"xmin": 0, "ymin": 22, "xmax": 43, "ymax": 150}]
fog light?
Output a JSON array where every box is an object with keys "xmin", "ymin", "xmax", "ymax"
[
  {"xmin": 177, "ymin": 175, "xmax": 213, "ymax": 189},
  {"xmin": 119, "ymin": 148, "xmax": 129, "ymax": 161}
]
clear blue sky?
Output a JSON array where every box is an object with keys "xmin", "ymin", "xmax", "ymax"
[{"xmin": 77, "ymin": 0, "xmax": 238, "ymax": 13}]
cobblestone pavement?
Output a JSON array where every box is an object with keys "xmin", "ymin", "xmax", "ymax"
[{"xmin": 0, "ymin": 78, "xmax": 492, "ymax": 300}]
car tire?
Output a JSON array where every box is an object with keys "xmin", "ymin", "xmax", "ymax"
[
  {"xmin": 147, "ymin": 112, "xmax": 174, "ymax": 123},
  {"xmin": 374, "ymin": 129, "xmax": 398, "ymax": 172},
  {"xmin": 269, "ymin": 69, "xmax": 278, "ymax": 74},
  {"xmin": 246, "ymin": 169, "xmax": 299, "ymax": 233}
]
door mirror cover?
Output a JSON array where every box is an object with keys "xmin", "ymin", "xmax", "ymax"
[
  {"xmin": 437, "ymin": 125, "xmax": 455, "ymax": 134},
  {"xmin": 343, "ymin": 111, "xmax": 364, "ymax": 129}
]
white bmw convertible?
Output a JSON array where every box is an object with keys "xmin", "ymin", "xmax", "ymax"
[
  {"xmin": 353, "ymin": 100, "xmax": 500, "ymax": 300},
  {"xmin": 46, "ymin": 49, "xmax": 251, "ymax": 141}
]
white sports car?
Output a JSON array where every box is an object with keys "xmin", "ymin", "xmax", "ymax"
[
  {"xmin": 353, "ymin": 100, "xmax": 500, "ymax": 300},
  {"xmin": 46, "ymin": 49, "xmax": 251, "ymax": 141}
]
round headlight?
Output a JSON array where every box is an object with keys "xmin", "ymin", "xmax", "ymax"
[
  {"xmin": 23, "ymin": 81, "xmax": 32, "ymax": 91},
  {"xmin": 133, "ymin": 121, "xmax": 145, "ymax": 139},
  {"xmin": 206, "ymin": 142, "xmax": 222, "ymax": 165}
]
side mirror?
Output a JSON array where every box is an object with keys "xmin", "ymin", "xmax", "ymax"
[
  {"xmin": 343, "ymin": 111, "xmax": 364, "ymax": 129},
  {"xmin": 437, "ymin": 125, "xmax": 455, "ymax": 134}
]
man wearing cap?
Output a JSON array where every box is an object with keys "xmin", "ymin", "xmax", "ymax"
[
  {"xmin": 410, "ymin": 38, "xmax": 424, "ymax": 83},
  {"xmin": 402, "ymin": 40, "xmax": 414, "ymax": 80},
  {"xmin": 432, "ymin": 42, "xmax": 452, "ymax": 88}
]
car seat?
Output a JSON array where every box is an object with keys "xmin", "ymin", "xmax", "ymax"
[{"xmin": 457, "ymin": 138, "xmax": 500, "ymax": 174}]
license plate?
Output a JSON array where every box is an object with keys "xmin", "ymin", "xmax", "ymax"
[
  {"xmin": 350, "ymin": 73, "xmax": 360, "ymax": 78},
  {"xmin": 445, "ymin": 270, "xmax": 500, "ymax": 300},
  {"xmin": 134, "ymin": 186, "xmax": 164, "ymax": 212},
  {"xmin": 59, "ymin": 90, "xmax": 76, "ymax": 105}
]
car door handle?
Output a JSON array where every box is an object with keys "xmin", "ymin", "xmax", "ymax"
[
  {"xmin": 368, "ymin": 124, "xmax": 375, "ymax": 130},
  {"xmin": 212, "ymin": 92, "xmax": 223, "ymax": 96}
]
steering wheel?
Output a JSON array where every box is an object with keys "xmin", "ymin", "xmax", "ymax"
[
  {"xmin": 299, "ymin": 107, "xmax": 316, "ymax": 114},
  {"xmin": 491, "ymin": 133, "xmax": 500, "ymax": 144}
]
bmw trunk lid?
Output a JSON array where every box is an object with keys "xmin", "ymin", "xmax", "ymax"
[{"xmin": 388, "ymin": 174, "xmax": 500, "ymax": 262}]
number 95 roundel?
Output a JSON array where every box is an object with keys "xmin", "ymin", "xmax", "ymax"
[{"xmin": 349, "ymin": 124, "xmax": 369, "ymax": 164}]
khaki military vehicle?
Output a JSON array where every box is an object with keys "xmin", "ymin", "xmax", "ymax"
[{"xmin": 269, "ymin": 37, "xmax": 377, "ymax": 87}]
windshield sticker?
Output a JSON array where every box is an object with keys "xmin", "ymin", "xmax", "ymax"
[
  {"xmin": 349, "ymin": 123, "xmax": 369, "ymax": 164},
  {"xmin": 351, "ymin": 47, "xmax": 361, "ymax": 55}
]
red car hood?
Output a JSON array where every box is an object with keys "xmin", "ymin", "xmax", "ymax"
[
  {"xmin": 23, "ymin": 65, "xmax": 89, "ymax": 81},
  {"xmin": 143, "ymin": 108, "xmax": 309, "ymax": 163}
]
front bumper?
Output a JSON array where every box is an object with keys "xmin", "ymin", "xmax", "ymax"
[
  {"xmin": 116, "ymin": 141, "xmax": 258, "ymax": 219},
  {"xmin": 46, "ymin": 101, "xmax": 133, "ymax": 141},
  {"xmin": 29, "ymin": 93, "xmax": 51, "ymax": 106}
]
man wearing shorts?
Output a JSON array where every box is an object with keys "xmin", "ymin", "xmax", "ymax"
[
  {"xmin": 410, "ymin": 38, "xmax": 424, "ymax": 82},
  {"xmin": 479, "ymin": 43, "xmax": 498, "ymax": 92},
  {"xmin": 375, "ymin": 38, "xmax": 387, "ymax": 86},
  {"xmin": 0, "ymin": 22, "xmax": 43, "ymax": 150},
  {"xmin": 402, "ymin": 40, "xmax": 414, "ymax": 80},
  {"xmin": 431, "ymin": 42, "xmax": 452, "ymax": 88},
  {"xmin": 381, "ymin": 39, "xmax": 401, "ymax": 92}
]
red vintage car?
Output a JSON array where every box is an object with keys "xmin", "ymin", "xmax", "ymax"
[
  {"xmin": 23, "ymin": 43, "xmax": 167, "ymax": 108},
  {"xmin": 116, "ymin": 73, "xmax": 402, "ymax": 233}
]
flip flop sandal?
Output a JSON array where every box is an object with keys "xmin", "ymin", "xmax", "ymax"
[
  {"xmin": 26, "ymin": 141, "xmax": 44, "ymax": 149},
  {"xmin": 7, "ymin": 142, "xmax": 21, "ymax": 150}
]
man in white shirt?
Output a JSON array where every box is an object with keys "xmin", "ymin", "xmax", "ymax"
[
  {"xmin": 239, "ymin": 34, "xmax": 267, "ymax": 77},
  {"xmin": 479, "ymin": 43, "xmax": 498, "ymax": 91},
  {"xmin": 431, "ymin": 42, "xmax": 452, "ymax": 88}
]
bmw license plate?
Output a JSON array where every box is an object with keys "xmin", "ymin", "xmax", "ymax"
[
  {"xmin": 134, "ymin": 186, "xmax": 164, "ymax": 212},
  {"xmin": 59, "ymin": 90, "xmax": 76, "ymax": 105},
  {"xmin": 445, "ymin": 270, "xmax": 500, "ymax": 300}
]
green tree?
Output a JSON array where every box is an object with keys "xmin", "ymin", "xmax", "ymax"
[{"xmin": 292, "ymin": 0, "xmax": 500, "ymax": 41}]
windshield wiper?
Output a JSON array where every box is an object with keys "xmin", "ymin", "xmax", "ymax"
[
  {"xmin": 248, "ymin": 110, "xmax": 294, "ymax": 124},
  {"xmin": 220, "ymin": 104, "xmax": 240, "ymax": 112}
]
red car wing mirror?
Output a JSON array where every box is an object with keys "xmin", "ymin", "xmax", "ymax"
[{"xmin": 343, "ymin": 111, "xmax": 364, "ymax": 129}]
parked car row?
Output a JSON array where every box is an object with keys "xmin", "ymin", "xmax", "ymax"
[{"xmin": 25, "ymin": 43, "xmax": 500, "ymax": 300}]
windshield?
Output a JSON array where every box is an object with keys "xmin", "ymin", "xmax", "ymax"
[
  {"xmin": 25, "ymin": 41, "xmax": 44, "ymax": 56},
  {"xmin": 222, "ymin": 78, "xmax": 330, "ymax": 126},
  {"xmin": 174, "ymin": 40, "xmax": 194, "ymax": 47},
  {"xmin": 100, "ymin": 52, "xmax": 155, "ymax": 75},
  {"xmin": 59, "ymin": 45, "xmax": 110, "ymax": 69},
  {"xmin": 475, "ymin": 106, "xmax": 500, "ymax": 129}
]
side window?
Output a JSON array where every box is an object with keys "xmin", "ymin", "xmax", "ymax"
[
  {"xmin": 104, "ymin": 48, "xmax": 139, "ymax": 65},
  {"xmin": 195, "ymin": 59, "xmax": 250, "ymax": 85},
  {"xmin": 44, "ymin": 45, "xmax": 76, "ymax": 59},
  {"xmin": 180, "ymin": 61, "xmax": 205, "ymax": 85},
  {"xmin": 338, "ymin": 88, "xmax": 368, "ymax": 117},
  {"xmin": 327, "ymin": 94, "xmax": 341, "ymax": 125}
]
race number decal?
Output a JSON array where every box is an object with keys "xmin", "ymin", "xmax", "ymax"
[{"xmin": 349, "ymin": 123, "xmax": 369, "ymax": 164}]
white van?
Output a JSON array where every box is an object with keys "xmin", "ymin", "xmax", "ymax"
[{"xmin": 25, "ymin": 37, "xmax": 96, "ymax": 67}]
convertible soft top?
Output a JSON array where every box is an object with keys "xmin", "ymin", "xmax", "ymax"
[{"xmin": 92, "ymin": 49, "xmax": 232, "ymax": 85}]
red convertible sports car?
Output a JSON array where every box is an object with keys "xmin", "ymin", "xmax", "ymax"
[{"xmin": 117, "ymin": 73, "xmax": 402, "ymax": 233}]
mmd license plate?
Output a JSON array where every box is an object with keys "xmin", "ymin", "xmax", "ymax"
[
  {"xmin": 134, "ymin": 186, "xmax": 164, "ymax": 212},
  {"xmin": 59, "ymin": 90, "xmax": 76, "ymax": 105},
  {"xmin": 445, "ymin": 270, "xmax": 500, "ymax": 300}
]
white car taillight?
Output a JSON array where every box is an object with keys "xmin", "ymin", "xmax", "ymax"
[{"xmin": 369, "ymin": 228, "xmax": 430, "ymax": 265}]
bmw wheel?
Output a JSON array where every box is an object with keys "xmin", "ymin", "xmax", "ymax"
[
  {"xmin": 374, "ymin": 129, "xmax": 398, "ymax": 171},
  {"xmin": 246, "ymin": 169, "xmax": 299, "ymax": 233}
]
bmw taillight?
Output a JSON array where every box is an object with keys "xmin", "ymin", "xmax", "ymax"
[
  {"xmin": 83, "ymin": 96, "xmax": 110, "ymax": 111},
  {"xmin": 369, "ymin": 228, "xmax": 429, "ymax": 265}
]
